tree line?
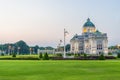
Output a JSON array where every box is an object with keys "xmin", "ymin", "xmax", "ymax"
[
  {"xmin": 0, "ymin": 40, "xmax": 70, "ymax": 55},
  {"xmin": 0, "ymin": 40, "xmax": 54, "ymax": 55}
]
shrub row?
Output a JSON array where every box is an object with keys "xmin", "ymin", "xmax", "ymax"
[
  {"xmin": 50, "ymin": 55, "xmax": 116, "ymax": 60},
  {"xmin": 0, "ymin": 53, "xmax": 116, "ymax": 60},
  {"xmin": 0, "ymin": 57, "xmax": 39, "ymax": 60}
]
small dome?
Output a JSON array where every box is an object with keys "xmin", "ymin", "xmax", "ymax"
[
  {"xmin": 83, "ymin": 18, "xmax": 95, "ymax": 27},
  {"xmin": 95, "ymin": 30, "xmax": 102, "ymax": 34}
]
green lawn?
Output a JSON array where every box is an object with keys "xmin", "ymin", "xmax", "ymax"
[{"xmin": 0, "ymin": 60, "xmax": 120, "ymax": 80}]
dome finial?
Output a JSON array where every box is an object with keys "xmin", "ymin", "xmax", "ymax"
[{"xmin": 87, "ymin": 18, "xmax": 90, "ymax": 22}]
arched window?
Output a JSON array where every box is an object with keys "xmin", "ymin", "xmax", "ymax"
[{"xmin": 97, "ymin": 44, "xmax": 102, "ymax": 50}]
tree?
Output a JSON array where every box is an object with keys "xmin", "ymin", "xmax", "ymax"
[
  {"xmin": 45, "ymin": 46, "xmax": 54, "ymax": 50},
  {"xmin": 65, "ymin": 44, "xmax": 70, "ymax": 52},
  {"xmin": 15, "ymin": 40, "xmax": 29, "ymax": 54},
  {"xmin": 108, "ymin": 46, "xmax": 117, "ymax": 49},
  {"xmin": 34, "ymin": 45, "xmax": 39, "ymax": 54},
  {"xmin": 39, "ymin": 53, "xmax": 43, "ymax": 59},
  {"xmin": 0, "ymin": 43, "xmax": 15, "ymax": 55},
  {"xmin": 117, "ymin": 53, "xmax": 120, "ymax": 58},
  {"xmin": 39, "ymin": 47, "xmax": 45, "ymax": 50},
  {"xmin": 43, "ymin": 53, "xmax": 49, "ymax": 60}
]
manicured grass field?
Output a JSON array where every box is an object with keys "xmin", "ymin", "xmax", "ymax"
[{"xmin": 0, "ymin": 60, "xmax": 120, "ymax": 80}]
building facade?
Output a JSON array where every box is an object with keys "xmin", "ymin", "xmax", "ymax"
[{"xmin": 70, "ymin": 18, "xmax": 108, "ymax": 55}]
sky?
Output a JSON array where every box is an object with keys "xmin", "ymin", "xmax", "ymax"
[{"xmin": 0, "ymin": 0, "xmax": 120, "ymax": 47}]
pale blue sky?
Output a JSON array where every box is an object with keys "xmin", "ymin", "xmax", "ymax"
[{"xmin": 0, "ymin": 0, "xmax": 120, "ymax": 47}]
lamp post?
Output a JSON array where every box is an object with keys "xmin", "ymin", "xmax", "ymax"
[
  {"xmin": 12, "ymin": 46, "xmax": 15, "ymax": 54},
  {"xmin": 63, "ymin": 28, "xmax": 68, "ymax": 58},
  {"xmin": 17, "ymin": 47, "xmax": 20, "ymax": 55},
  {"xmin": 8, "ymin": 45, "xmax": 11, "ymax": 55},
  {"xmin": 29, "ymin": 48, "xmax": 32, "ymax": 55},
  {"xmin": 1, "ymin": 44, "xmax": 3, "ymax": 55}
]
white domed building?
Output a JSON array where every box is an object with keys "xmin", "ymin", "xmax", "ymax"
[{"xmin": 70, "ymin": 18, "xmax": 108, "ymax": 55}]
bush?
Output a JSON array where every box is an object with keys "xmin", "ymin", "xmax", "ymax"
[
  {"xmin": 43, "ymin": 53, "xmax": 49, "ymax": 60},
  {"xmin": 99, "ymin": 54, "xmax": 105, "ymax": 60},
  {"xmin": 84, "ymin": 53, "xmax": 87, "ymax": 59},
  {"xmin": 117, "ymin": 53, "xmax": 120, "ymax": 58},
  {"xmin": 39, "ymin": 53, "xmax": 43, "ymax": 59},
  {"xmin": 66, "ymin": 53, "xmax": 72, "ymax": 56},
  {"xmin": 74, "ymin": 53, "xmax": 81, "ymax": 57},
  {"xmin": 12, "ymin": 53, "xmax": 16, "ymax": 58},
  {"xmin": 78, "ymin": 53, "xmax": 81, "ymax": 56},
  {"xmin": 108, "ymin": 52, "xmax": 112, "ymax": 55},
  {"xmin": 56, "ymin": 53, "xmax": 62, "ymax": 57},
  {"xmin": 74, "ymin": 53, "xmax": 78, "ymax": 57},
  {"xmin": 1, "ymin": 53, "xmax": 4, "ymax": 56}
]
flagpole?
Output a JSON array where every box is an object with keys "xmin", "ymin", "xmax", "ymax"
[{"xmin": 64, "ymin": 28, "xmax": 66, "ymax": 58}]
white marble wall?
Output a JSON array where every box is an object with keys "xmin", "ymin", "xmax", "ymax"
[{"xmin": 70, "ymin": 34, "xmax": 108, "ymax": 55}]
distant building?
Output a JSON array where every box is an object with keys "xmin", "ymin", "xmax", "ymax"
[
  {"xmin": 37, "ymin": 49, "xmax": 55, "ymax": 54},
  {"xmin": 70, "ymin": 18, "xmax": 108, "ymax": 55}
]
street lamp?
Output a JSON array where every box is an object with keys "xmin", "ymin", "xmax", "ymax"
[
  {"xmin": 63, "ymin": 28, "xmax": 68, "ymax": 58},
  {"xmin": 17, "ymin": 47, "xmax": 20, "ymax": 55},
  {"xmin": 29, "ymin": 48, "xmax": 32, "ymax": 55},
  {"xmin": 1, "ymin": 44, "xmax": 3, "ymax": 55},
  {"xmin": 8, "ymin": 45, "xmax": 11, "ymax": 55},
  {"xmin": 12, "ymin": 46, "xmax": 15, "ymax": 54}
]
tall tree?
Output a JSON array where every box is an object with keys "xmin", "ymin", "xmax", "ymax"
[
  {"xmin": 34, "ymin": 45, "xmax": 39, "ymax": 54},
  {"xmin": 65, "ymin": 44, "xmax": 70, "ymax": 52},
  {"xmin": 15, "ymin": 40, "xmax": 29, "ymax": 54}
]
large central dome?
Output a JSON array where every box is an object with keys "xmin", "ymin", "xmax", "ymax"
[{"xmin": 83, "ymin": 18, "xmax": 95, "ymax": 27}]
